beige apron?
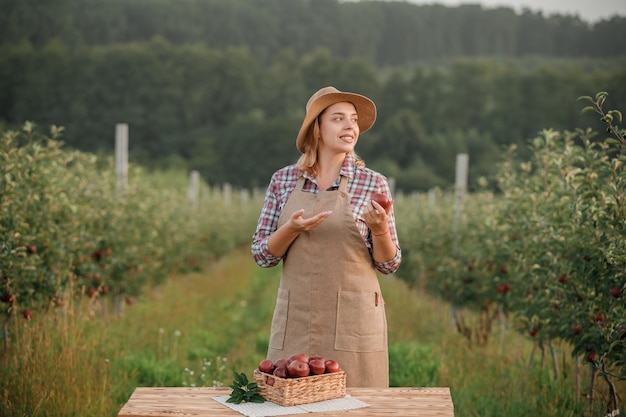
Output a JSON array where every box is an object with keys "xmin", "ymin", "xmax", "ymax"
[{"xmin": 267, "ymin": 176, "xmax": 389, "ymax": 388}]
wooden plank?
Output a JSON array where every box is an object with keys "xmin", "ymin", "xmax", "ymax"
[{"xmin": 118, "ymin": 387, "xmax": 455, "ymax": 417}]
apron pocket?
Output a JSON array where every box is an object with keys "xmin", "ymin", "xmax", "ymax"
[
  {"xmin": 335, "ymin": 290, "xmax": 386, "ymax": 352},
  {"xmin": 268, "ymin": 288, "xmax": 289, "ymax": 350}
]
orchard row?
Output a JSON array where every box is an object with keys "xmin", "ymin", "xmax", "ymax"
[
  {"xmin": 0, "ymin": 123, "xmax": 262, "ymax": 322},
  {"xmin": 395, "ymin": 92, "xmax": 625, "ymax": 402}
]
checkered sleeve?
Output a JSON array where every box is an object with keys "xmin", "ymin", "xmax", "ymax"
[
  {"xmin": 251, "ymin": 167, "xmax": 300, "ymax": 267},
  {"xmin": 251, "ymin": 175, "xmax": 284, "ymax": 267}
]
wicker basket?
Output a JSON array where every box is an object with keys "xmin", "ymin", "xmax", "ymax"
[{"xmin": 253, "ymin": 369, "xmax": 346, "ymax": 406}]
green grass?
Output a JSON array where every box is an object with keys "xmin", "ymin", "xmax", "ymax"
[{"xmin": 1, "ymin": 248, "xmax": 622, "ymax": 416}]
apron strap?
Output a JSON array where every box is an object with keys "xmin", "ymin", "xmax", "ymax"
[
  {"xmin": 339, "ymin": 175, "xmax": 349, "ymax": 193},
  {"xmin": 296, "ymin": 176, "xmax": 306, "ymax": 191}
]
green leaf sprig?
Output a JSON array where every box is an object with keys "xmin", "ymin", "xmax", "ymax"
[{"xmin": 226, "ymin": 371, "xmax": 266, "ymax": 404}]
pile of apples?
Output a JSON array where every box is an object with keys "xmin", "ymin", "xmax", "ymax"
[{"xmin": 258, "ymin": 353, "xmax": 341, "ymax": 379}]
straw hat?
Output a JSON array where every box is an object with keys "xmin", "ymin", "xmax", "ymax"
[{"xmin": 296, "ymin": 86, "xmax": 377, "ymax": 153}]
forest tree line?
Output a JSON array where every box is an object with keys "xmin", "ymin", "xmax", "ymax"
[
  {"xmin": 1, "ymin": 0, "xmax": 625, "ymax": 191},
  {"xmin": 2, "ymin": 0, "xmax": 626, "ymax": 66}
]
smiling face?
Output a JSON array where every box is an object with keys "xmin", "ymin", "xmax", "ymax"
[{"xmin": 318, "ymin": 102, "xmax": 360, "ymax": 156}]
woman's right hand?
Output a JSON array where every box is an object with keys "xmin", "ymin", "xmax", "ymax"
[
  {"xmin": 286, "ymin": 209, "xmax": 333, "ymax": 233},
  {"xmin": 268, "ymin": 209, "xmax": 332, "ymax": 257}
]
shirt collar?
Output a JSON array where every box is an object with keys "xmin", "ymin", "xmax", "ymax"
[{"xmin": 340, "ymin": 154, "xmax": 357, "ymax": 179}]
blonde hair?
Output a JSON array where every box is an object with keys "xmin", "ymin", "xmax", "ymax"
[{"xmin": 296, "ymin": 114, "xmax": 365, "ymax": 177}]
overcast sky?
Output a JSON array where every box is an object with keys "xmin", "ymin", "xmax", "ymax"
[{"xmin": 343, "ymin": 0, "xmax": 626, "ymax": 23}]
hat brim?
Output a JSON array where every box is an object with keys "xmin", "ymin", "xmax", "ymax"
[{"xmin": 296, "ymin": 91, "xmax": 376, "ymax": 153}]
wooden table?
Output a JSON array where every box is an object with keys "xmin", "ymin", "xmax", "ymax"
[{"xmin": 118, "ymin": 387, "xmax": 455, "ymax": 416}]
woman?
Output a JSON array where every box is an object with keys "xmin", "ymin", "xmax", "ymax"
[{"xmin": 251, "ymin": 86, "xmax": 401, "ymax": 387}]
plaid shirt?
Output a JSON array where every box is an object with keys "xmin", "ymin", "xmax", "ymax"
[{"xmin": 251, "ymin": 154, "xmax": 401, "ymax": 274}]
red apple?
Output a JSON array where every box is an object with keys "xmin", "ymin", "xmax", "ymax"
[
  {"xmin": 288, "ymin": 353, "xmax": 309, "ymax": 364},
  {"xmin": 273, "ymin": 358, "xmax": 288, "ymax": 369},
  {"xmin": 557, "ymin": 274, "xmax": 568, "ymax": 283},
  {"xmin": 496, "ymin": 283, "xmax": 511, "ymax": 294},
  {"xmin": 259, "ymin": 359, "xmax": 275, "ymax": 374},
  {"xmin": 324, "ymin": 359, "xmax": 340, "ymax": 373},
  {"xmin": 273, "ymin": 366, "xmax": 288, "ymax": 379},
  {"xmin": 610, "ymin": 288, "xmax": 622, "ymax": 298},
  {"xmin": 0, "ymin": 293, "xmax": 16, "ymax": 303},
  {"xmin": 22, "ymin": 309, "xmax": 33, "ymax": 320},
  {"xmin": 586, "ymin": 352, "xmax": 599, "ymax": 363},
  {"xmin": 92, "ymin": 249, "xmax": 103, "ymax": 262},
  {"xmin": 287, "ymin": 359, "xmax": 310, "ymax": 378},
  {"xmin": 571, "ymin": 324, "xmax": 582, "ymax": 335},
  {"xmin": 309, "ymin": 355, "xmax": 325, "ymax": 362},
  {"xmin": 309, "ymin": 358, "xmax": 326, "ymax": 375},
  {"xmin": 371, "ymin": 192, "xmax": 392, "ymax": 213}
]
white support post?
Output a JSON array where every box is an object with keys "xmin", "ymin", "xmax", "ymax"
[
  {"xmin": 453, "ymin": 153, "xmax": 469, "ymax": 253},
  {"xmin": 451, "ymin": 153, "xmax": 469, "ymax": 330},
  {"xmin": 223, "ymin": 183, "xmax": 232, "ymax": 206},
  {"xmin": 428, "ymin": 188, "xmax": 436, "ymax": 212},
  {"xmin": 115, "ymin": 123, "xmax": 129, "ymax": 196},
  {"xmin": 188, "ymin": 170, "xmax": 200, "ymax": 209},
  {"xmin": 388, "ymin": 177, "xmax": 396, "ymax": 196},
  {"xmin": 240, "ymin": 189, "xmax": 249, "ymax": 207}
]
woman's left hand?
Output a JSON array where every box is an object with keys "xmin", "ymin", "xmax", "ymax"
[{"xmin": 363, "ymin": 200, "xmax": 390, "ymax": 235}]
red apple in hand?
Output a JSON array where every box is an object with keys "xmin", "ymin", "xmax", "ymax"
[
  {"xmin": 259, "ymin": 359, "xmax": 275, "ymax": 374},
  {"xmin": 287, "ymin": 359, "xmax": 310, "ymax": 378},
  {"xmin": 371, "ymin": 192, "xmax": 392, "ymax": 213},
  {"xmin": 324, "ymin": 359, "xmax": 340, "ymax": 373}
]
